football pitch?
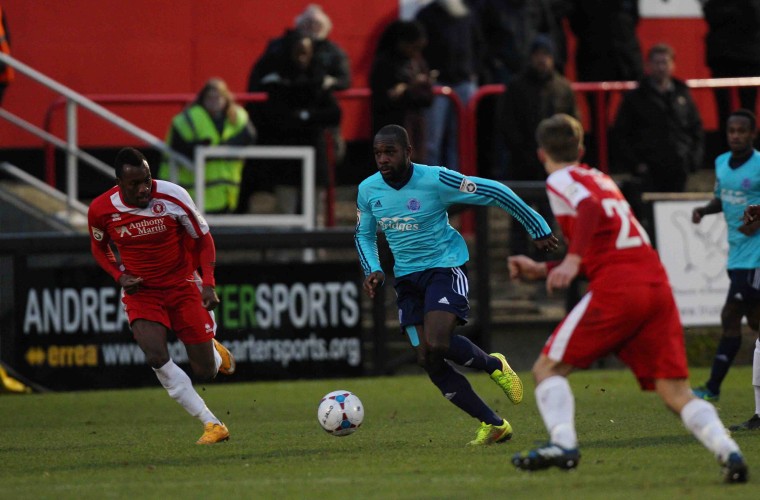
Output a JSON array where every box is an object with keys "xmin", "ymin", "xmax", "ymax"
[{"xmin": 1, "ymin": 366, "xmax": 759, "ymax": 499}]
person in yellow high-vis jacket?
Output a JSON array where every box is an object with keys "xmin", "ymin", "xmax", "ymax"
[
  {"xmin": 159, "ymin": 78, "xmax": 256, "ymax": 213},
  {"xmin": 0, "ymin": 5, "xmax": 15, "ymax": 105}
]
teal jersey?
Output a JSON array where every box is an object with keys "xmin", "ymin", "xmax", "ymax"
[
  {"xmin": 355, "ymin": 163, "xmax": 552, "ymax": 277},
  {"xmin": 715, "ymin": 149, "xmax": 760, "ymax": 269}
]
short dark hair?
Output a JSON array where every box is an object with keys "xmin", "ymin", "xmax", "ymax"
[
  {"xmin": 375, "ymin": 124, "xmax": 410, "ymax": 149},
  {"xmin": 647, "ymin": 43, "xmax": 675, "ymax": 61},
  {"xmin": 114, "ymin": 147, "xmax": 148, "ymax": 179},
  {"xmin": 729, "ymin": 108, "xmax": 757, "ymax": 131},
  {"xmin": 536, "ymin": 114, "xmax": 584, "ymax": 163}
]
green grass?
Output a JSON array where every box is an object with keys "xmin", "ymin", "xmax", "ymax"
[{"xmin": 1, "ymin": 366, "xmax": 759, "ymax": 499}]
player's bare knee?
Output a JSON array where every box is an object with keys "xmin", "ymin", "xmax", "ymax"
[
  {"xmin": 190, "ymin": 359, "xmax": 217, "ymax": 381},
  {"xmin": 144, "ymin": 352, "xmax": 170, "ymax": 369}
]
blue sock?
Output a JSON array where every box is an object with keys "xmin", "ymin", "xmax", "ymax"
[
  {"xmin": 447, "ymin": 335, "xmax": 500, "ymax": 373},
  {"xmin": 428, "ymin": 362, "xmax": 502, "ymax": 425},
  {"xmin": 706, "ymin": 335, "xmax": 742, "ymax": 394}
]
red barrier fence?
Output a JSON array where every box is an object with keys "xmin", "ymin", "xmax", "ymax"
[{"xmin": 42, "ymin": 78, "xmax": 760, "ymax": 226}]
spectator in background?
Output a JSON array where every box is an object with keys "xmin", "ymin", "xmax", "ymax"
[
  {"xmin": 467, "ymin": 0, "xmax": 535, "ymax": 180},
  {"xmin": 613, "ymin": 44, "xmax": 704, "ymax": 193},
  {"xmin": 370, "ymin": 20, "xmax": 434, "ymax": 163},
  {"xmin": 568, "ymin": 0, "xmax": 643, "ymax": 86},
  {"xmin": 415, "ymin": 0, "xmax": 483, "ymax": 171},
  {"xmin": 568, "ymin": 0, "xmax": 643, "ymax": 164},
  {"xmin": 247, "ymin": 4, "xmax": 351, "ymax": 165},
  {"xmin": 158, "ymin": 78, "xmax": 256, "ymax": 214},
  {"xmin": 499, "ymin": 34, "xmax": 578, "ymax": 256},
  {"xmin": 255, "ymin": 30, "xmax": 342, "ymax": 216},
  {"xmin": 701, "ymin": 0, "xmax": 760, "ymax": 146},
  {"xmin": 533, "ymin": 0, "xmax": 573, "ymax": 75},
  {"xmin": 0, "ymin": 4, "xmax": 14, "ymax": 105},
  {"xmin": 468, "ymin": 0, "xmax": 534, "ymax": 86},
  {"xmin": 500, "ymin": 34, "xmax": 579, "ymax": 182}
]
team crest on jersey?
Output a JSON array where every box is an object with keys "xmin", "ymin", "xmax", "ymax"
[
  {"xmin": 151, "ymin": 201, "xmax": 166, "ymax": 215},
  {"xmin": 407, "ymin": 198, "xmax": 421, "ymax": 211},
  {"xmin": 91, "ymin": 227, "xmax": 104, "ymax": 241},
  {"xmin": 459, "ymin": 177, "xmax": 477, "ymax": 194}
]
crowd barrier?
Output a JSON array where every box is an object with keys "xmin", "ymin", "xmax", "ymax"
[{"xmin": 41, "ymin": 78, "xmax": 760, "ymax": 231}]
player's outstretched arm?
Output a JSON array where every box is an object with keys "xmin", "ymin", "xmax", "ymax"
[
  {"xmin": 437, "ymin": 170, "xmax": 553, "ymax": 240},
  {"xmin": 546, "ymin": 254, "xmax": 581, "ymax": 294},
  {"xmin": 508, "ymin": 255, "xmax": 547, "ymax": 281},
  {"xmin": 533, "ymin": 234, "xmax": 560, "ymax": 253}
]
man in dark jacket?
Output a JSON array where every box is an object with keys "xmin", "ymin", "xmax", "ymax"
[
  {"xmin": 701, "ymin": 0, "xmax": 760, "ymax": 146},
  {"xmin": 613, "ymin": 44, "xmax": 704, "ymax": 193},
  {"xmin": 415, "ymin": 0, "xmax": 483, "ymax": 171},
  {"xmin": 499, "ymin": 34, "xmax": 578, "ymax": 256},
  {"xmin": 500, "ymin": 34, "xmax": 579, "ymax": 181}
]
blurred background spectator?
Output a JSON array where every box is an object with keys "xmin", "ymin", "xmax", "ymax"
[
  {"xmin": 468, "ymin": 0, "xmax": 534, "ymax": 86},
  {"xmin": 533, "ymin": 0, "xmax": 572, "ymax": 75},
  {"xmin": 247, "ymin": 4, "xmax": 351, "ymax": 167},
  {"xmin": 253, "ymin": 30, "xmax": 342, "ymax": 217},
  {"xmin": 613, "ymin": 43, "xmax": 704, "ymax": 194},
  {"xmin": 415, "ymin": 0, "xmax": 483, "ymax": 171},
  {"xmin": 499, "ymin": 33, "xmax": 578, "ymax": 256},
  {"xmin": 700, "ymin": 0, "xmax": 760, "ymax": 148},
  {"xmin": 568, "ymin": 0, "xmax": 643, "ymax": 164},
  {"xmin": 0, "ymin": 4, "xmax": 13, "ymax": 105},
  {"xmin": 158, "ymin": 78, "xmax": 256, "ymax": 214},
  {"xmin": 369, "ymin": 20, "xmax": 434, "ymax": 163},
  {"xmin": 500, "ymin": 34, "xmax": 578, "ymax": 181}
]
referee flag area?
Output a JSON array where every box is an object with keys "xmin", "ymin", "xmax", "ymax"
[{"xmin": 1, "ymin": 367, "xmax": 758, "ymax": 498}]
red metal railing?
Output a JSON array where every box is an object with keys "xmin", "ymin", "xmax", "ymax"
[
  {"xmin": 42, "ymin": 78, "xmax": 759, "ymax": 228},
  {"xmin": 42, "ymin": 87, "xmax": 461, "ymax": 227}
]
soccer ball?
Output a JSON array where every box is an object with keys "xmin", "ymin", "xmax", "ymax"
[{"xmin": 317, "ymin": 390, "xmax": 364, "ymax": 436}]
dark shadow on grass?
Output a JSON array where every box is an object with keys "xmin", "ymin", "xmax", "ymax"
[{"xmin": 582, "ymin": 434, "xmax": 694, "ymax": 450}]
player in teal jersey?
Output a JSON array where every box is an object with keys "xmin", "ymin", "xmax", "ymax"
[
  {"xmin": 355, "ymin": 124, "xmax": 559, "ymax": 445},
  {"xmin": 692, "ymin": 109, "xmax": 760, "ymax": 432}
]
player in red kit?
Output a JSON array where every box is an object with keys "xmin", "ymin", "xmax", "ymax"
[
  {"xmin": 88, "ymin": 147, "xmax": 235, "ymax": 444},
  {"xmin": 507, "ymin": 114, "xmax": 748, "ymax": 483}
]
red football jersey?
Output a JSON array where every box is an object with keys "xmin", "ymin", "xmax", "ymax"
[
  {"xmin": 546, "ymin": 164, "xmax": 667, "ymax": 288},
  {"xmin": 88, "ymin": 180, "xmax": 210, "ymax": 288}
]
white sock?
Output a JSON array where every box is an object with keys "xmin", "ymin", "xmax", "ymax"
[
  {"xmin": 753, "ymin": 339, "xmax": 760, "ymax": 415},
  {"xmin": 153, "ymin": 359, "xmax": 220, "ymax": 425},
  {"xmin": 213, "ymin": 344, "xmax": 222, "ymax": 374},
  {"xmin": 535, "ymin": 375, "xmax": 577, "ymax": 449},
  {"xmin": 681, "ymin": 398, "xmax": 740, "ymax": 462}
]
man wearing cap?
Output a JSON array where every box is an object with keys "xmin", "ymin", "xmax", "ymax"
[{"xmin": 498, "ymin": 33, "xmax": 579, "ymax": 256}]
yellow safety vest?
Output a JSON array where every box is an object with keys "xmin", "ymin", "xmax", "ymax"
[{"xmin": 159, "ymin": 104, "xmax": 250, "ymax": 213}]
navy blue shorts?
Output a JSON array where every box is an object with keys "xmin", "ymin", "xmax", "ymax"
[
  {"xmin": 394, "ymin": 266, "xmax": 470, "ymax": 329},
  {"xmin": 726, "ymin": 268, "xmax": 760, "ymax": 303}
]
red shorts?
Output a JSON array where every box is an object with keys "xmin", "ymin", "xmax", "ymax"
[
  {"xmin": 542, "ymin": 282, "xmax": 688, "ymax": 391},
  {"xmin": 121, "ymin": 278, "xmax": 215, "ymax": 345}
]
